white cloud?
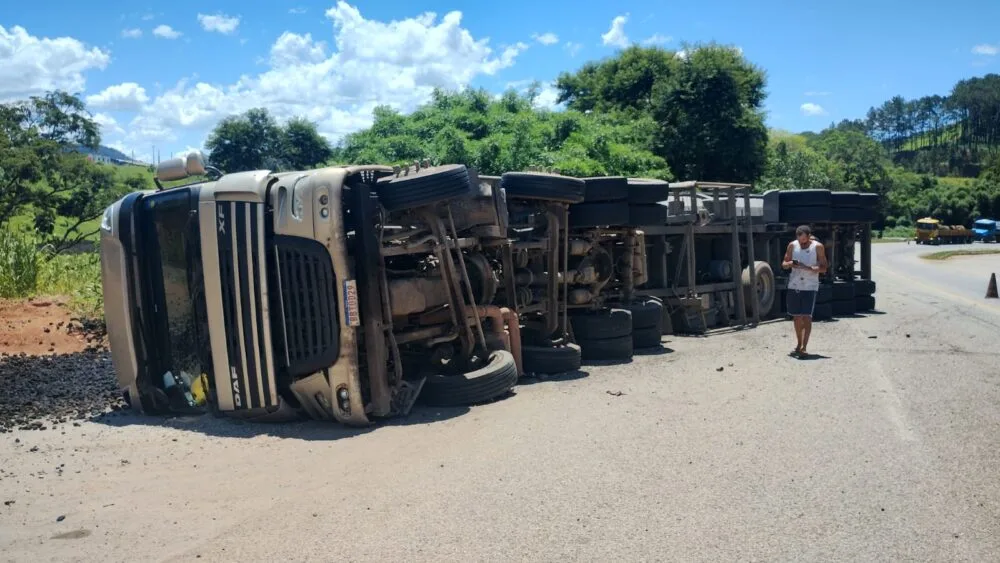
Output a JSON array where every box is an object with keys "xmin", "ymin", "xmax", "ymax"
[
  {"xmin": 93, "ymin": 112, "xmax": 125, "ymax": 137},
  {"xmin": 153, "ymin": 25, "xmax": 181, "ymax": 39},
  {"xmin": 800, "ymin": 102, "xmax": 827, "ymax": 116},
  {"xmin": 675, "ymin": 49, "xmax": 687, "ymax": 60},
  {"xmin": 533, "ymin": 83, "xmax": 562, "ymax": 110},
  {"xmin": 532, "ymin": 32, "xmax": 558, "ymax": 46},
  {"xmin": 141, "ymin": 13, "xmax": 157, "ymax": 22},
  {"xmin": 0, "ymin": 25, "xmax": 110, "ymax": 101},
  {"xmin": 270, "ymin": 32, "xmax": 327, "ymax": 66},
  {"xmin": 601, "ymin": 14, "xmax": 629, "ymax": 48},
  {"xmin": 86, "ymin": 82, "xmax": 150, "ymax": 110},
  {"xmin": 972, "ymin": 44, "xmax": 998, "ymax": 56},
  {"xmin": 565, "ymin": 41, "xmax": 583, "ymax": 57},
  {"xmin": 124, "ymin": 2, "xmax": 529, "ymax": 145},
  {"xmin": 198, "ymin": 13, "xmax": 240, "ymax": 35},
  {"xmin": 641, "ymin": 33, "xmax": 672, "ymax": 46},
  {"xmin": 289, "ymin": 7, "xmax": 307, "ymax": 15},
  {"xmin": 121, "ymin": 28, "xmax": 142, "ymax": 39},
  {"xmin": 805, "ymin": 91, "xmax": 831, "ymax": 97}
]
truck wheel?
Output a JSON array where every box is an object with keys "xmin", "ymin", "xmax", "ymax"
[
  {"xmin": 742, "ymin": 261, "xmax": 776, "ymax": 316},
  {"xmin": 582, "ymin": 176, "xmax": 628, "ymax": 202},
  {"xmin": 578, "ymin": 335, "xmax": 633, "ymax": 361},
  {"xmin": 855, "ymin": 295, "xmax": 876, "ymax": 311},
  {"xmin": 522, "ymin": 344, "xmax": 582, "ymax": 375},
  {"xmin": 780, "ymin": 204, "xmax": 832, "ymax": 223},
  {"xmin": 813, "ymin": 302, "xmax": 833, "ymax": 320},
  {"xmin": 778, "ymin": 189, "xmax": 832, "ymax": 207},
  {"xmin": 632, "ymin": 326, "xmax": 663, "ymax": 349},
  {"xmin": 817, "ymin": 284, "xmax": 833, "ymax": 304},
  {"xmin": 421, "ymin": 350, "xmax": 519, "ymax": 407},
  {"xmin": 568, "ymin": 201, "xmax": 630, "ymax": 227},
  {"xmin": 628, "ymin": 204, "xmax": 669, "ymax": 226},
  {"xmin": 627, "ymin": 178, "xmax": 671, "ymax": 204},
  {"xmin": 500, "ymin": 172, "xmax": 585, "ymax": 204},
  {"xmin": 626, "ymin": 299, "xmax": 663, "ymax": 330},
  {"xmin": 570, "ymin": 308, "xmax": 632, "ymax": 339},
  {"xmin": 832, "ymin": 280, "xmax": 855, "ymax": 301},
  {"xmin": 853, "ymin": 279, "xmax": 876, "ymax": 296},
  {"xmin": 376, "ymin": 164, "xmax": 473, "ymax": 211},
  {"xmin": 832, "ymin": 298, "xmax": 856, "ymax": 317}
]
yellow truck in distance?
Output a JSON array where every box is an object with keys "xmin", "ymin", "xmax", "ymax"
[{"xmin": 915, "ymin": 218, "xmax": 972, "ymax": 245}]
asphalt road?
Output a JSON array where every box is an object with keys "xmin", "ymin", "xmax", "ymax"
[
  {"xmin": 3, "ymin": 244, "xmax": 1000, "ymax": 562},
  {"xmin": 872, "ymin": 241, "xmax": 1000, "ymax": 308}
]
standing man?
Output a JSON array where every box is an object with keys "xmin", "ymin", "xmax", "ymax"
[{"xmin": 782, "ymin": 225, "xmax": 827, "ymax": 357}]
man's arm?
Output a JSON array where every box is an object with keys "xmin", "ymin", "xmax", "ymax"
[
  {"xmin": 781, "ymin": 242, "xmax": 795, "ymax": 270},
  {"xmin": 814, "ymin": 243, "xmax": 828, "ymax": 274}
]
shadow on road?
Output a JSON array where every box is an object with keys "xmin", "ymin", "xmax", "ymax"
[
  {"xmin": 795, "ymin": 353, "xmax": 830, "ymax": 361},
  {"xmin": 91, "ymin": 399, "xmax": 476, "ymax": 442},
  {"xmin": 518, "ymin": 369, "xmax": 590, "ymax": 386}
]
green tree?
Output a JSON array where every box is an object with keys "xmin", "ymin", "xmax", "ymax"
[
  {"xmin": 0, "ymin": 90, "xmax": 133, "ymax": 251},
  {"xmin": 281, "ymin": 117, "xmax": 333, "ymax": 170},
  {"xmin": 205, "ymin": 108, "xmax": 283, "ymax": 172}
]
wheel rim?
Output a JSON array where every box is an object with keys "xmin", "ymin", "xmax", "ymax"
[{"xmin": 756, "ymin": 271, "xmax": 774, "ymax": 311}]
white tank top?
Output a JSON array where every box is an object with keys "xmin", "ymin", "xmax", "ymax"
[{"xmin": 788, "ymin": 239, "xmax": 820, "ymax": 291}]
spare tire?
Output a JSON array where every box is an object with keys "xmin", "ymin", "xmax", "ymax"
[
  {"xmin": 500, "ymin": 172, "xmax": 585, "ymax": 204},
  {"xmin": 582, "ymin": 176, "xmax": 628, "ymax": 202},
  {"xmin": 781, "ymin": 205, "xmax": 832, "ymax": 223},
  {"xmin": 628, "ymin": 204, "xmax": 669, "ymax": 226},
  {"xmin": 421, "ymin": 351, "xmax": 518, "ymax": 407},
  {"xmin": 376, "ymin": 164, "xmax": 473, "ymax": 211},
  {"xmin": 570, "ymin": 308, "xmax": 632, "ymax": 339},
  {"xmin": 742, "ymin": 261, "xmax": 776, "ymax": 317},
  {"xmin": 568, "ymin": 201, "xmax": 630, "ymax": 228},
  {"xmin": 813, "ymin": 302, "xmax": 833, "ymax": 320},
  {"xmin": 522, "ymin": 344, "xmax": 582, "ymax": 375},
  {"xmin": 578, "ymin": 335, "xmax": 633, "ymax": 361},
  {"xmin": 832, "ymin": 280, "xmax": 855, "ymax": 301},
  {"xmin": 779, "ymin": 189, "xmax": 832, "ymax": 207},
  {"xmin": 854, "ymin": 279, "xmax": 876, "ymax": 296},
  {"xmin": 627, "ymin": 178, "xmax": 672, "ymax": 204},
  {"xmin": 831, "ymin": 191, "xmax": 862, "ymax": 209},
  {"xmin": 626, "ymin": 299, "xmax": 663, "ymax": 330},
  {"xmin": 855, "ymin": 294, "xmax": 876, "ymax": 311},
  {"xmin": 632, "ymin": 326, "xmax": 663, "ymax": 349}
]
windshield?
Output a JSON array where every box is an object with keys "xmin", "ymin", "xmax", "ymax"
[
  {"xmin": 916, "ymin": 222, "xmax": 937, "ymax": 230},
  {"xmin": 140, "ymin": 188, "xmax": 206, "ymax": 390},
  {"xmin": 973, "ymin": 220, "xmax": 994, "ymax": 229}
]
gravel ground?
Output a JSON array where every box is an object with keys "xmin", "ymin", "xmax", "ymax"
[{"xmin": 1, "ymin": 245, "xmax": 999, "ymax": 562}]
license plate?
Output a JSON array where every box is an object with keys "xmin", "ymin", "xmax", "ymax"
[{"xmin": 343, "ymin": 279, "xmax": 360, "ymax": 327}]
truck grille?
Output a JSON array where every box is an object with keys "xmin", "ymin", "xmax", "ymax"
[
  {"xmin": 216, "ymin": 201, "xmax": 277, "ymax": 410},
  {"xmin": 273, "ymin": 236, "xmax": 340, "ymax": 377}
]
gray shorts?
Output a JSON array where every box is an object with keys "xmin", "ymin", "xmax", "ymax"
[{"xmin": 786, "ymin": 289, "xmax": 817, "ymax": 317}]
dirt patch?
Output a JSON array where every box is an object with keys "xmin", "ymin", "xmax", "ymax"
[{"xmin": 0, "ymin": 299, "xmax": 105, "ymax": 357}]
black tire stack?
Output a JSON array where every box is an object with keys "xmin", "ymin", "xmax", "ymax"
[
  {"xmin": 854, "ymin": 279, "xmax": 877, "ymax": 312},
  {"xmin": 779, "ymin": 190, "xmax": 832, "ymax": 224},
  {"xmin": 571, "ymin": 308, "xmax": 633, "ymax": 362},
  {"xmin": 626, "ymin": 298, "xmax": 664, "ymax": 349},
  {"xmin": 421, "ymin": 351, "xmax": 519, "ymax": 407},
  {"xmin": 831, "ymin": 280, "xmax": 856, "ymax": 317},
  {"xmin": 831, "ymin": 192, "xmax": 863, "ymax": 223},
  {"xmin": 813, "ymin": 284, "xmax": 834, "ymax": 320},
  {"xmin": 626, "ymin": 178, "xmax": 671, "ymax": 226},
  {"xmin": 376, "ymin": 164, "xmax": 474, "ymax": 211},
  {"xmin": 571, "ymin": 177, "xmax": 629, "ymax": 227},
  {"xmin": 521, "ymin": 343, "xmax": 583, "ymax": 375}
]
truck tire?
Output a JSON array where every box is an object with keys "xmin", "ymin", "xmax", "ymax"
[
  {"xmin": 778, "ymin": 189, "xmax": 832, "ymax": 207},
  {"xmin": 813, "ymin": 302, "xmax": 833, "ymax": 320},
  {"xmin": 780, "ymin": 204, "xmax": 832, "ymax": 223},
  {"xmin": 628, "ymin": 204, "xmax": 669, "ymax": 226},
  {"xmin": 817, "ymin": 284, "xmax": 833, "ymax": 304},
  {"xmin": 500, "ymin": 172, "xmax": 585, "ymax": 204},
  {"xmin": 832, "ymin": 298, "xmax": 856, "ymax": 317},
  {"xmin": 855, "ymin": 294, "xmax": 876, "ymax": 311},
  {"xmin": 832, "ymin": 280, "xmax": 855, "ymax": 301},
  {"xmin": 570, "ymin": 308, "xmax": 632, "ymax": 339},
  {"xmin": 831, "ymin": 191, "xmax": 862, "ymax": 209},
  {"xmin": 632, "ymin": 326, "xmax": 663, "ymax": 349},
  {"xmin": 522, "ymin": 343, "xmax": 582, "ymax": 375},
  {"xmin": 626, "ymin": 299, "xmax": 664, "ymax": 330},
  {"xmin": 627, "ymin": 178, "xmax": 671, "ymax": 204},
  {"xmin": 568, "ymin": 201, "xmax": 630, "ymax": 227},
  {"xmin": 742, "ymin": 261, "xmax": 776, "ymax": 317},
  {"xmin": 421, "ymin": 350, "xmax": 519, "ymax": 407},
  {"xmin": 582, "ymin": 176, "xmax": 628, "ymax": 202},
  {"xmin": 853, "ymin": 279, "xmax": 876, "ymax": 296},
  {"xmin": 859, "ymin": 192, "xmax": 879, "ymax": 209},
  {"xmin": 578, "ymin": 335, "xmax": 633, "ymax": 361},
  {"xmin": 831, "ymin": 207, "xmax": 863, "ymax": 223},
  {"xmin": 376, "ymin": 164, "xmax": 473, "ymax": 211}
]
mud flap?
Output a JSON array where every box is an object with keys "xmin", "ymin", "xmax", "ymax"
[{"xmin": 392, "ymin": 377, "xmax": 425, "ymax": 417}]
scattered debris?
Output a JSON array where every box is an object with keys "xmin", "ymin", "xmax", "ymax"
[
  {"xmin": 606, "ymin": 390, "xmax": 625, "ymax": 397},
  {"xmin": 56, "ymin": 515, "xmax": 66, "ymax": 522},
  {"xmin": 716, "ymin": 367, "xmax": 724, "ymax": 372},
  {"xmin": 868, "ymin": 335, "xmax": 877, "ymax": 339}
]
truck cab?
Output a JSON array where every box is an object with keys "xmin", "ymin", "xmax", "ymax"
[
  {"xmin": 100, "ymin": 153, "xmax": 522, "ymax": 426},
  {"xmin": 972, "ymin": 218, "xmax": 999, "ymax": 243}
]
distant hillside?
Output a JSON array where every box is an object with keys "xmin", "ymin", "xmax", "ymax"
[{"xmin": 70, "ymin": 144, "xmax": 143, "ymax": 164}]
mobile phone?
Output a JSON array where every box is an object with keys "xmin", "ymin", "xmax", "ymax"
[{"xmin": 792, "ymin": 259, "xmax": 799, "ymax": 265}]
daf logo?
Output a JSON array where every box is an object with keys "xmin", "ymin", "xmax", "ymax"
[
  {"xmin": 217, "ymin": 205, "xmax": 226, "ymax": 234},
  {"xmin": 230, "ymin": 366, "xmax": 242, "ymax": 407}
]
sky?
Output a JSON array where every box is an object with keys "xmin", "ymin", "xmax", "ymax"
[{"xmin": 3, "ymin": 0, "xmax": 999, "ymax": 164}]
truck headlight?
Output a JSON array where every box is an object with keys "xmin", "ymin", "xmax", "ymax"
[{"xmin": 100, "ymin": 206, "xmax": 114, "ymax": 234}]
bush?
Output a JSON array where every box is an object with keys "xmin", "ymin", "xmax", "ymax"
[
  {"xmin": 0, "ymin": 230, "xmax": 40, "ymax": 298},
  {"xmin": 37, "ymin": 251, "xmax": 103, "ymax": 319}
]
